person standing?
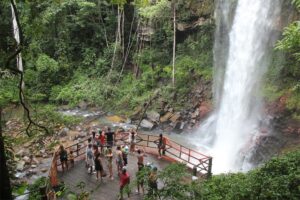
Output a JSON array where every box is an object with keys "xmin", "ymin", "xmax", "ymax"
[
  {"xmin": 128, "ymin": 129, "xmax": 137, "ymax": 153},
  {"xmin": 69, "ymin": 150, "xmax": 75, "ymax": 168},
  {"xmin": 92, "ymin": 131, "xmax": 96, "ymax": 144},
  {"xmin": 136, "ymin": 163, "xmax": 145, "ymax": 194},
  {"xmin": 94, "ymin": 153, "xmax": 103, "ymax": 181},
  {"xmin": 158, "ymin": 134, "xmax": 167, "ymax": 158},
  {"xmin": 86, "ymin": 144, "xmax": 94, "ymax": 174},
  {"xmin": 59, "ymin": 145, "xmax": 68, "ymax": 172},
  {"xmin": 105, "ymin": 127, "xmax": 115, "ymax": 147},
  {"xmin": 99, "ymin": 130, "xmax": 105, "ymax": 154},
  {"xmin": 119, "ymin": 167, "xmax": 130, "ymax": 200},
  {"xmin": 106, "ymin": 148, "xmax": 114, "ymax": 180},
  {"xmin": 137, "ymin": 149, "xmax": 145, "ymax": 168},
  {"xmin": 122, "ymin": 145, "xmax": 129, "ymax": 166},
  {"xmin": 116, "ymin": 146, "xmax": 123, "ymax": 173},
  {"xmin": 148, "ymin": 167, "xmax": 158, "ymax": 197}
]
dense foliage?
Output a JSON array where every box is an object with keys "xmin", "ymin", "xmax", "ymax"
[
  {"xmin": 139, "ymin": 151, "xmax": 300, "ymax": 200},
  {"xmin": 265, "ymin": 0, "xmax": 300, "ymax": 119},
  {"xmin": 198, "ymin": 150, "xmax": 300, "ymax": 200},
  {"xmin": 0, "ymin": 0, "xmax": 214, "ymax": 116}
]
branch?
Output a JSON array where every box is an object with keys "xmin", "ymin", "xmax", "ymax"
[{"xmin": 3, "ymin": 0, "xmax": 50, "ymax": 136}]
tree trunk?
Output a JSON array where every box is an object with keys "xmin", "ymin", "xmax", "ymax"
[
  {"xmin": 11, "ymin": 1, "xmax": 25, "ymax": 96},
  {"xmin": 98, "ymin": 0, "xmax": 109, "ymax": 48},
  {"xmin": 122, "ymin": 9, "xmax": 125, "ymax": 58},
  {"xmin": 108, "ymin": 5, "xmax": 121, "ymax": 78},
  {"xmin": 172, "ymin": 2, "xmax": 176, "ymax": 87},
  {"xmin": 0, "ymin": 107, "xmax": 13, "ymax": 200}
]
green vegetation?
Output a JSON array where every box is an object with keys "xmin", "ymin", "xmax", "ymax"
[
  {"xmin": 1, "ymin": 0, "xmax": 300, "ymax": 199},
  {"xmin": 265, "ymin": 0, "xmax": 300, "ymax": 119},
  {"xmin": 1, "ymin": 0, "xmax": 214, "ymax": 117},
  {"xmin": 135, "ymin": 150, "xmax": 300, "ymax": 200}
]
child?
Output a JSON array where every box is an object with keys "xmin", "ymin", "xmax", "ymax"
[
  {"xmin": 106, "ymin": 148, "xmax": 114, "ymax": 180},
  {"xmin": 59, "ymin": 145, "xmax": 68, "ymax": 172},
  {"xmin": 86, "ymin": 144, "xmax": 94, "ymax": 174},
  {"xmin": 116, "ymin": 146, "xmax": 123, "ymax": 173},
  {"xmin": 69, "ymin": 150, "xmax": 75, "ymax": 168}
]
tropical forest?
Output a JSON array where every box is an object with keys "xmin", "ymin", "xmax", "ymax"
[{"xmin": 0, "ymin": 0, "xmax": 299, "ymax": 200}]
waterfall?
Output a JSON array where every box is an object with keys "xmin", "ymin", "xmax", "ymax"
[
  {"xmin": 194, "ymin": 0, "xmax": 283, "ymax": 173},
  {"xmin": 11, "ymin": 2, "xmax": 23, "ymax": 73}
]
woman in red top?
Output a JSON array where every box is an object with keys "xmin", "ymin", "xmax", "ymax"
[
  {"xmin": 119, "ymin": 167, "xmax": 130, "ymax": 200},
  {"xmin": 99, "ymin": 130, "xmax": 105, "ymax": 154}
]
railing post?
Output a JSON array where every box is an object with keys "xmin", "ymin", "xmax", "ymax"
[
  {"xmin": 188, "ymin": 149, "xmax": 191, "ymax": 163},
  {"xmin": 76, "ymin": 143, "xmax": 79, "ymax": 157},
  {"xmin": 207, "ymin": 157, "xmax": 213, "ymax": 179},
  {"xmin": 147, "ymin": 135, "xmax": 149, "ymax": 147},
  {"xmin": 179, "ymin": 145, "xmax": 182, "ymax": 158}
]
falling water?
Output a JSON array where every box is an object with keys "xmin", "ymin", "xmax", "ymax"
[
  {"xmin": 194, "ymin": 0, "xmax": 283, "ymax": 173},
  {"xmin": 11, "ymin": 2, "xmax": 23, "ymax": 73}
]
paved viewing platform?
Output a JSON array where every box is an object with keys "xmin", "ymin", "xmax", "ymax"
[
  {"xmin": 58, "ymin": 153, "xmax": 171, "ymax": 199},
  {"xmin": 48, "ymin": 132, "xmax": 212, "ymax": 200}
]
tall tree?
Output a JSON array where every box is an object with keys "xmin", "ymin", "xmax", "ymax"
[{"xmin": 172, "ymin": 0, "xmax": 176, "ymax": 87}]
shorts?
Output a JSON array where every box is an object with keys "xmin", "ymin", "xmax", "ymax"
[
  {"xmin": 86, "ymin": 158, "xmax": 94, "ymax": 166},
  {"xmin": 107, "ymin": 140, "xmax": 113, "ymax": 147},
  {"xmin": 60, "ymin": 158, "xmax": 67, "ymax": 163},
  {"xmin": 95, "ymin": 164, "xmax": 103, "ymax": 171}
]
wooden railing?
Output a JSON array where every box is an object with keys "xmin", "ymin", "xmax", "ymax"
[
  {"xmin": 47, "ymin": 132, "xmax": 212, "ymax": 193},
  {"xmin": 116, "ymin": 132, "xmax": 212, "ymax": 178}
]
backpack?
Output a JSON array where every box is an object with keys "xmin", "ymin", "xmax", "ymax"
[{"xmin": 87, "ymin": 149, "xmax": 93, "ymax": 159}]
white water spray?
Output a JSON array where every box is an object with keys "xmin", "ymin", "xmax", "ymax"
[{"xmin": 194, "ymin": 0, "xmax": 283, "ymax": 173}]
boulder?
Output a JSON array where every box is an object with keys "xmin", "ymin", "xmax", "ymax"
[
  {"xmin": 76, "ymin": 126, "xmax": 82, "ymax": 132},
  {"xmin": 170, "ymin": 112, "xmax": 181, "ymax": 123},
  {"xmin": 16, "ymin": 161, "xmax": 25, "ymax": 171},
  {"xmin": 191, "ymin": 109, "xmax": 200, "ymax": 119},
  {"xmin": 16, "ymin": 149, "xmax": 30, "ymax": 157},
  {"xmin": 27, "ymin": 169, "xmax": 37, "ymax": 176},
  {"xmin": 15, "ymin": 172, "xmax": 26, "ymax": 179},
  {"xmin": 140, "ymin": 119, "xmax": 155, "ymax": 130},
  {"xmin": 160, "ymin": 112, "xmax": 174, "ymax": 123},
  {"xmin": 58, "ymin": 127, "xmax": 69, "ymax": 137},
  {"xmin": 23, "ymin": 156, "xmax": 31, "ymax": 164},
  {"xmin": 40, "ymin": 149, "xmax": 46, "ymax": 154},
  {"xmin": 77, "ymin": 132, "xmax": 86, "ymax": 139},
  {"xmin": 146, "ymin": 111, "xmax": 160, "ymax": 122},
  {"xmin": 41, "ymin": 168, "xmax": 48, "ymax": 173},
  {"xmin": 78, "ymin": 101, "xmax": 88, "ymax": 110}
]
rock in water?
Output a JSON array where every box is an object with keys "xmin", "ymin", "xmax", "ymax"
[
  {"xmin": 140, "ymin": 119, "xmax": 155, "ymax": 130},
  {"xmin": 146, "ymin": 111, "xmax": 160, "ymax": 122},
  {"xmin": 78, "ymin": 101, "xmax": 88, "ymax": 110}
]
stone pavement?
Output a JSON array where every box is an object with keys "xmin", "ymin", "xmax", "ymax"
[{"xmin": 58, "ymin": 153, "xmax": 171, "ymax": 200}]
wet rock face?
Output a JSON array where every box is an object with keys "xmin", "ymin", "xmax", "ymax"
[
  {"xmin": 132, "ymin": 78, "xmax": 212, "ymax": 132},
  {"xmin": 242, "ymin": 134, "xmax": 285, "ymax": 168}
]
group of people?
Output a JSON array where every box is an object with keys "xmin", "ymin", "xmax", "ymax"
[{"xmin": 58, "ymin": 127, "xmax": 167, "ymax": 199}]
